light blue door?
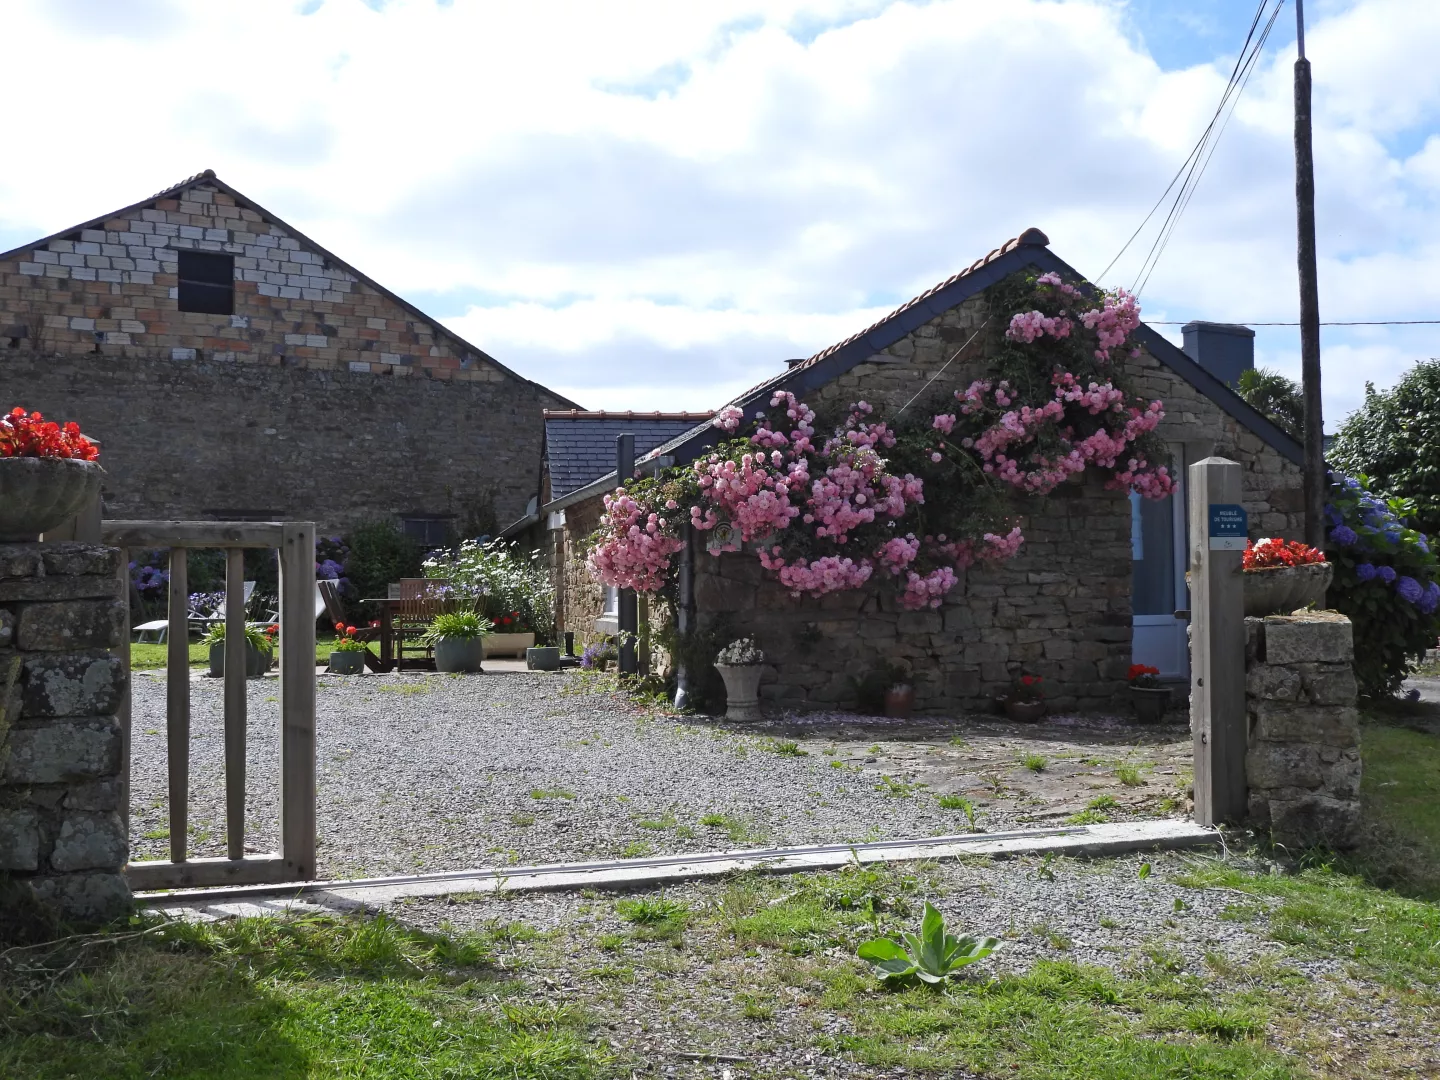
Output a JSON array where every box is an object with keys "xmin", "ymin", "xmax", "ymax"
[{"xmin": 1130, "ymin": 450, "xmax": 1189, "ymax": 680}]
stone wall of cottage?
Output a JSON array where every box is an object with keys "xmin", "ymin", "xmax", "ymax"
[
  {"xmin": 0, "ymin": 178, "xmax": 569, "ymax": 532},
  {"xmin": 687, "ymin": 291, "xmax": 1305, "ymax": 714},
  {"xmin": 0, "ymin": 544, "xmax": 131, "ymax": 924},
  {"xmin": 1244, "ymin": 613, "xmax": 1361, "ymax": 849},
  {"xmin": 554, "ymin": 497, "xmax": 608, "ymax": 647}
]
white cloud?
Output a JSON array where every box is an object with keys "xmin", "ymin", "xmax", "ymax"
[{"xmin": 1, "ymin": 0, "xmax": 1436, "ymax": 421}]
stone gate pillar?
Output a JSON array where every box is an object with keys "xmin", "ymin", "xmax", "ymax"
[{"xmin": 0, "ymin": 543, "xmax": 130, "ymax": 923}]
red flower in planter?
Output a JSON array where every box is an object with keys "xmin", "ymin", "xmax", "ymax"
[
  {"xmin": 0, "ymin": 407, "xmax": 99, "ymax": 460},
  {"xmin": 1242, "ymin": 538, "xmax": 1325, "ymax": 570}
]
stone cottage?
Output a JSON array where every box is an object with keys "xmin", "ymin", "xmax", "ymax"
[
  {"xmin": 0, "ymin": 171, "xmax": 574, "ymax": 538},
  {"xmin": 519, "ymin": 229, "xmax": 1304, "ymax": 713}
]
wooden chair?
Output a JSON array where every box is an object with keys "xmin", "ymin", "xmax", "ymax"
[{"xmin": 394, "ymin": 578, "xmax": 453, "ymax": 665}]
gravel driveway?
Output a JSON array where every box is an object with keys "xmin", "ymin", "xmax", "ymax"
[{"xmin": 128, "ymin": 670, "xmax": 1185, "ymax": 879}]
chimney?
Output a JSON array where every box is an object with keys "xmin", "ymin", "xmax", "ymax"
[{"xmin": 1181, "ymin": 321, "xmax": 1255, "ymax": 388}]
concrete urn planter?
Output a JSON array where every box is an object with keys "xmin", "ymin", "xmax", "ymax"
[
  {"xmin": 484, "ymin": 632, "xmax": 536, "ymax": 658},
  {"xmin": 1243, "ymin": 562, "xmax": 1333, "ymax": 617},
  {"xmin": 526, "ymin": 646, "xmax": 561, "ymax": 671},
  {"xmin": 715, "ymin": 663, "xmax": 764, "ymax": 721},
  {"xmin": 435, "ymin": 637, "xmax": 486, "ymax": 673},
  {"xmin": 1129, "ymin": 685, "xmax": 1171, "ymax": 723},
  {"xmin": 0, "ymin": 457, "xmax": 105, "ymax": 541}
]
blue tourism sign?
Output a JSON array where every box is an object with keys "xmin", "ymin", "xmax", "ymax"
[{"xmin": 1208, "ymin": 504, "xmax": 1248, "ymax": 551}]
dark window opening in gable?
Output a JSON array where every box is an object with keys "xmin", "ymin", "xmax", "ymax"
[{"xmin": 177, "ymin": 251, "xmax": 234, "ymax": 315}]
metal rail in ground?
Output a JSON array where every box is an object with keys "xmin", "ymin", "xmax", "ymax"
[{"xmin": 139, "ymin": 820, "xmax": 1218, "ymax": 918}]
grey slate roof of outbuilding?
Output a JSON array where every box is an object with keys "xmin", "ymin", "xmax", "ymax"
[{"xmin": 544, "ymin": 411, "xmax": 715, "ymax": 500}]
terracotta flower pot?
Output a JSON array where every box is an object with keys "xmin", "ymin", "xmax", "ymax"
[
  {"xmin": 0, "ymin": 457, "xmax": 104, "ymax": 542},
  {"xmin": 715, "ymin": 662, "xmax": 763, "ymax": 721},
  {"xmin": 884, "ymin": 683, "xmax": 914, "ymax": 718},
  {"xmin": 1129, "ymin": 685, "xmax": 1171, "ymax": 723},
  {"xmin": 1242, "ymin": 562, "xmax": 1333, "ymax": 617},
  {"xmin": 1003, "ymin": 699, "xmax": 1046, "ymax": 723}
]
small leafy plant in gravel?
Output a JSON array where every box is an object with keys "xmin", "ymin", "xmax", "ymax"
[
  {"xmin": 1115, "ymin": 762, "xmax": 1144, "ymax": 786},
  {"xmin": 857, "ymin": 902, "xmax": 1001, "ymax": 986},
  {"xmin": 1020, "ymin": 752, "xmax": 1047, "ymax": 772},
  {"xmin": 765, "ymin": 739, "xmax": 807, "ymax": 756},
  {"xmin": 1065, "ymin": 808, "xmax": 1110, "ymax": 825}
]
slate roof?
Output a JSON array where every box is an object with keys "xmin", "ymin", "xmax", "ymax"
[{"xmin": 544, "ymin": 411, "xmax": 715, "ymax": 499}]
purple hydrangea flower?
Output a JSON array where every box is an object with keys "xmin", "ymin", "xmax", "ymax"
[
  {"xmin": 1354, "ymin": 562, "xmax": 1378, "ymax": 582},
  {"xmin": 1420, "ymin": 582, "xmax": 1440, "ymax": 615},
  {"xmin": 1329, "ymin": 525, "xmax": 1358, "ymax": 546},
  {"xmin": 1324, "ymin": 504, "xmax": 1343, "ymax": 526},
  {"xmin": 1378, "ymin": 565, "xmax": 1397, "ymax": 584},
  {"xmin": 1397, "ymin": 575, "xmax": 1424, "ymax": 604}
]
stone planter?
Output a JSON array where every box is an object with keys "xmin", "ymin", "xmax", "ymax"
[
  {"xmin": 1003, "ymin": 699, "xmax": 1045, "ymax": 723},
  {"xmin": 715, "ymin": 662, "xmax": 763, "ymax": 721},
  {"xmin": 208, "ymin": 642, "xmax": 271, "ymax": 678},
  {"xmin": 1129, "ymin": 685, "xmax": 1171, "ymax": 723},
  {"xmin": 526, "ymin": 646, "xmax": 561, "ymax": 671},
  {"xmin": 0, "ymin": 457, "xmax": 105, "ymax": 542},
  {"xmin": 329, "ymin": 650, "xmax": 365, "ymax": 675},
  {"xmin": 1243, "ymin": 562, "xmax": 1333, "ymax": 617},
  {"xmin": 884, "ymin": 683, "xmax": 914, "ymax": 718},
  {"xmin": 484, "ymin": 631, "xmax": 536, "ymax": 658},
  {"xmin": 435, "ymin": 636, "xmax": 485, "ymax": 673}
]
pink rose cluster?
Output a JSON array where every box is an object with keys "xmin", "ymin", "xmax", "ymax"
[
  {"xmin": 1005, "ymin": 273, "xmax": 1141, "ymax": 364},
  {"xmin": 586, "ymin": 491, "xmax": 685, "ymax": 592}
]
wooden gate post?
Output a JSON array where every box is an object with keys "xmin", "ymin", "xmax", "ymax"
[{"xmin": 1188, "ymin": 456, "xmax": 1248, "ymax": 826}]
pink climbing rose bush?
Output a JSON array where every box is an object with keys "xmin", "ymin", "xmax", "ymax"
[{"xmin": 588, "ymin": 269, "xmax": 1172, "ymax": 610}]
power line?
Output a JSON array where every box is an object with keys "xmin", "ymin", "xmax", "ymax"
[
  {"xmin": 1147, "ymin": 320, "xmax": 1440, "ymax": 327},
  {"xmin": 1133, "ymin": 0, "xmax": 1284, "ymax": 298},
  {"xmin": 1096, "ymin": 0, "xmax": 1283, "ymax": 291}
]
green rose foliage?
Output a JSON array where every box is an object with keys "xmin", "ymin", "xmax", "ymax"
[
  {"xmin": 1330, "ymin": 360, "xmax": 1440, "ymax": 538},
  {"xmin": 1325, "ymin": 472, "xmax": 1440, "ymax": 698}
]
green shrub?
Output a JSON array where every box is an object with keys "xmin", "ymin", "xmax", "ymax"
[
  {"xmin": 342, "ymin": 520, "xmax": 423, "ymax": 617},
  {"xmin": 1331, "ymin": 360, "xmax": 1440, "ymax": 537},
  {"xmin": 1325, "ymin": 471, "xmax": 1440, "ymax": 697},
  {"xmin": 420, "ymin": 611, "xmax": 492, "ymax": 645}
]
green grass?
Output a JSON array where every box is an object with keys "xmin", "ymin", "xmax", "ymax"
[
  {"xmin": 1020, "ymin": 753, "xmax": 1047, "ymax": 773},
  {"xmin": 1115, "ymin": 763, "xmax": 1144, "ymax": 787},
  {"xmin": 765, "ymin": 739, "xmax": 807, "ymax": 756},
  {"xmin": 1064, "ymin": 809, "xmax": 1110, "ymax": 826},
  {"xmin": 1177, "ymin": 858, "xmax": 1440, "ymax": 995},
  {"xmin": 0, "ymin": 913, "xmax": 600, "ymax": 1080},
  {"xmin": 530, "ymin": 787, "xmax": 576, "ymax": 801},
  {"xmin": 1088, "ymin": 794, "xmax": 1119, "ymax": 810},
  {"xmin": 699, "ymin": 812, "xmax": 764, "ymax": 845},
  {"xmin": 130, "ymin": 637, "xmax": 338, "ymax": 671},
  {"xmin": 1361, "ymin": 718, "xmax": 1440, "ymax": 889}
]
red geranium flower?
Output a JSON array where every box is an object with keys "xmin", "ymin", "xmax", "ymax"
[
  {"xmin": 0, "ymin": 407, "xmax": 99, "ymax": 460},
  {"xmin": 1243, "ymin": 538, "xmax": 1326, "ymax": 570}
]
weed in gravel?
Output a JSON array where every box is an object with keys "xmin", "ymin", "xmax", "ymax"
[
  {"xmin": 635, "ymin": 812, "xmax": 677, "ymax": 831},
  {"xmin": 948, "ymin": 735, "xmax": 968, "ymax": 747},
  {"xmin": 510, "ymin": 812, "xmax": 536, "ymax": 827},
  {"xmin": 738, "ymin": 992, "xmax": 776, "ymax": 1020},
  {"xmin": 674, "ymin": 824, "xmax": 697, "ymax": 839},
  {"xmin": 699, "ymin": 813, "xmax": 763, "ymax": 844},
  {"xmin": 1088, "ymin": 795, "xmax": 1119, "ymax": 810},
  {"xmin": 618, "ymin": 840, "xmax": 653, "ymax": 859},
  {"xmin": 530, "ymin": 788, "xmax": 575, "ymax": 801},
  {"xmin": 616, "ymin": 897, "xmax": 689, "ymax": 925},
  {"xmin": 142, "ymin": 827, "xmax": 169, "ymax": 841},
  {"xmin": 1115, "ymin": 763, "xmax": 1144, "ymax": 787},
  {"xmin": 875, "ymin": 775, "xmax": 917, "ymax": 798},
  {"xmin": 1098, "ymin": 917, "xmax": 1120, "ymax": 929},
  {"xmin": 1157, "ymin": 796, "xmax": 1182, "ymax": 813},
  {"xmin": 1065, "ymin": 809, "xmax": 1110, "ymax": 826},
  {"xmin": 1020, "ymin": 753, "xmax": 1047, "ymax": 773},
  {"xmin": 765, "ymin": 740, "xmax": 807, "ymax": 756}
]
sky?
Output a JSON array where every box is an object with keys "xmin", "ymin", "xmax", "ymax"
[{"xmin": 2, "ymin": 0, "xmax": 1436, "ymax": 427}]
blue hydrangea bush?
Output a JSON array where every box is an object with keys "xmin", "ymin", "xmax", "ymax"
[{"xmin": 1325, "ymin": 471, "xmax": 1440, "ymax": 697}]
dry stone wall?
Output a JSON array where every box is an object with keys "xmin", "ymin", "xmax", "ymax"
[
  {"xmin": 0, "ymin": 543, "xmax": 130, "ymax": 923},
  {"xmin": 1244, "ymin": 612, "xmax": 1361, "ymax": 849}
]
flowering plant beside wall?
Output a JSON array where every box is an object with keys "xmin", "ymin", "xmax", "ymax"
[
  {"xmin": 0, "ymin": 407, "xmax": 99, "ymax": 459},
  {"xmin": 423, "ymin": 539, "xmax": 556, "ymax": 645},
  {"xmin": 587, "ymin": 270, "xmax": 1173, "ymax": 612},
  {"xmin": 1242, "ymin": 538, "xmax": 1326, "ymax": 569},
  {"xmin": 1127, "ymin": 664, "xmax": 1161, "ymax": 689},
  {"xmin": 1325, "ymin": 471, "xmax": 1440, "ymax": 697}
]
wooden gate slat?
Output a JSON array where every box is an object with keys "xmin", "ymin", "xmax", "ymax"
[
  {"xmin": 279, "ymin": 523, "xmax": 317, "ymax": 880},
  {"xmin": 223, "ymin": 548, "xmax": 248, "ymax": 861},
  {"xmin": 166, "ymin": 548, "xmax": 190, "ymax": 864}
]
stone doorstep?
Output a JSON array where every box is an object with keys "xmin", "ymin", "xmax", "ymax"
[{"xmin": 140, "ymin": 819, "xmax": 1218, "ymax": 922}]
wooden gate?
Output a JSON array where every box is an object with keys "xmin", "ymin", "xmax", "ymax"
[{"xmin": 106, "ymin": 521, "xmax": 317, "ymax": 890}]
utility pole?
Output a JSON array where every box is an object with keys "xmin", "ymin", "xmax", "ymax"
[{"xmin": 1294, "ymin": 0, "xmax": 1325, "ymax": 548}]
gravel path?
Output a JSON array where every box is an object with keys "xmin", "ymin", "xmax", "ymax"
[{"xmin": 128, "ymin": 670, "xmax": 1181, "ymax": 879}]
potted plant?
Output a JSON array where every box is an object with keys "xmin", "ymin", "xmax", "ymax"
[
  {"xmin": 884, "ymin": 681, "xmax": 915, "ymax": 718},
  {"xmin": 485, "ymin": 609, "xmax": 536, "ymax": 658},
  {"xmin": 580, "ymin": 640, "xmax": 616, "ymax": 671},
  {"xmin": 330, "ymin": 622, "xmax": 368, "ymax": 675},
  {"xmin": 1127, "ymin": 663, "xmax": 1170, "ymax": 722},
  {"xmin": 714, "ymin": 637, "xmax": 765, "ymax": 721},
  {"xmin": 1002, "ymin": 673, "xmax": 1045, "ymax": 722},
  {"xmin": 202, "ymin": 622, "xmax": 274, "ymax": 678},
  {"xmin": 1242, "ymin": 537, "xmax": 1332, "ymax": 616},
  {"xmin": 422, "ymin": 610, "xmax": 492, "ymax": 674},
  {"xmin": 0, "ymin": 406, "xmax": 105, "ymax": 542}
]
